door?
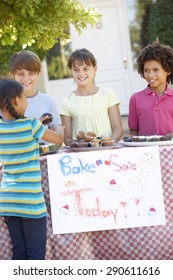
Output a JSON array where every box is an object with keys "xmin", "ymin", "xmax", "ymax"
[{"xmin": 70, "ymin": 0, "xmax": 133, "ymax": 115}]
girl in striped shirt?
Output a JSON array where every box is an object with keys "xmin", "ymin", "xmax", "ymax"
[{"xmin": 0, "ymin": 79, "xmax": 64, "ymax": 260}]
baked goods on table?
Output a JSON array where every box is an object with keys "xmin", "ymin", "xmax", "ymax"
[
  {"xmin": 39, "ymin": 143, "xmax": 59, "ymax": 155},
  {"xmin": 84, "ymin": 131, "xmax": 97, "ymax": 141},
  {"xmin": 101, "ymin": 136, "xmax": 115, "ymax": 146},
  {"xmin": 123, "ymin": 135, "xmax": 172, "ymax": 142},
  {"xmin": 76, "ymin": 130, "xmax": 85, "ymax": 140},
  {"xmin": 69, "ymin": 131, "xmax": 115, "ymax": 148}
]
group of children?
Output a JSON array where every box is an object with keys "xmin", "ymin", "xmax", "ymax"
[{"xmin": 1, "ymin": 41, "xmax": 173, "ymax": 260}]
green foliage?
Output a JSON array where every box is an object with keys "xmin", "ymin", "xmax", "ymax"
[
  {"xmin": 47, "ymin": 55, "xmax": 71, "ymax": 80},
  {"xmin": 46, "ymin": 40, "xmax": 71, "ymax": 80},
  {"xmin": 140, "ymin": 3, "xmax": 153, "ymax": 48},
  {"xmin": 0, "ymin": 0, "xmax": 101, "ymax": 49},
  {"xmin": 0, "ymin": 0, "xmax": 101, "ymax": 79},
  {"xmin": 0, "ymin": 43, "xmax": 47, "ymax": 79},
  {"xmin": 129, "ymin": 0, "xmax": 154, "ymax": 64},
  {"xmin": 147, "ymin": 0, "xmax": 173, "ymax": 47}
]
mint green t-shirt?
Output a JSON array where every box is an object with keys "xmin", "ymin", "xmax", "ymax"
[{"xmin": 60, "ymin": 87, "xmax": 120, "ymax": 139}]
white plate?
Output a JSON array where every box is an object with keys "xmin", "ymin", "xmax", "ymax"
[{"xmin": 121, "ymin": 139, "xmax": 173, "ymax": 147}]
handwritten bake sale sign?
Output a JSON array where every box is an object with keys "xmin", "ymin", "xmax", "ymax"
[{"xmin": 47, "ymin": 146, "xmax": 166, "ymax": 234}]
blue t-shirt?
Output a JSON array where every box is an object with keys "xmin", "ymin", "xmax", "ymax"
[{"xmin": 0, "ymin": 117, "xmax": 47, "ymax": 218}]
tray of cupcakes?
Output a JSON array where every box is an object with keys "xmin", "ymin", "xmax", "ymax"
[
  {"xmin": 39, "ymin": 143, "xmax": 60, "ymax": 156},
  {"xmin": 65, "ymin": 131, "xmax": 121, "ymax": 152},
  {"xmin": 121, "ymin": 135, "xmax": 173, "ymax": 147}
]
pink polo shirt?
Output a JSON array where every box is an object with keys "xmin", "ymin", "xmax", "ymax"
[{"xmin": 128, "ymin": 84, "xmax": 173, "ymax": 135}]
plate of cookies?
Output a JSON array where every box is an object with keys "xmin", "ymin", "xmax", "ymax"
[
  {"xmin": 66, "ymin": 131, "xmax": 121, "ymax": 152},
  {"xmin": 121, "ymin": 135, "xmax": 173, "ymax": 147}
]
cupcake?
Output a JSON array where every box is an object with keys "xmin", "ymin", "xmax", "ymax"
[
  {"xmin": 123, "ymin": 136, "xmax": 133, "ymax": 142},
  {"xmin": 160, "ymin": 135, "xmax": 172, "ymax": 141},
  {"xmin": 41, "ymin": 113, "xmax": 53, "ymax": 125},
  {"xmin": 148, "ymin": 207, "xmax": 157, "ymax": 217},
  {"xmin": 102, "ymin": 136, "xmax": 114, "ymax": 146},
  {"xmin": 48, "ymin": 143, "xmax": 58, "ymax": 151},
  {"xmin": 76, "ymin": 130, "xmax": 85, "ymax": 140},
  {"xmin": 43, "ymin": 145, "xmax": 49, "ymax": 153},
  {"xmin": 90, "ymin": 138, "xmax": 102, "ymax": 147},
  {"xmin": 40, "ymin": 145, "xmax": 49, "ymax": 154},
  {"xmin": 109, "ymin": 179, "xmax": 121, "ymax": 191},
  {"xmin": 84, "ymin": 131, "xmax": 97, "ymax": 142}
]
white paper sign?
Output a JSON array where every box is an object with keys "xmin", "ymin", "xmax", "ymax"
[{"xmin": 47, "ymin": 146, "xmax": 166, "ymax": 234}]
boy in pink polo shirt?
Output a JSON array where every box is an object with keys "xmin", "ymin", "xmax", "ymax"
[{"xmin": 128, "ymin": 42, "xmax": 173, "ymax": 136}]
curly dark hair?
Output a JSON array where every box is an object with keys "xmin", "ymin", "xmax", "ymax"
[
  {"xmin": 137, "ymin": 42, "xmax": 173, "ymax": 83},
  {"xmin": 0, "ymin": 79, "xmax": 25, "ymax": 119}
]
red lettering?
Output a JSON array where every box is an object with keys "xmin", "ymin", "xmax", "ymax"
[
  {"xmin": 61, "ymin": 189, "xmax": 118, "ymax": 223},
  {"xmin": 109, "ymin": 155, "xmax": 137, "ymax": 171}
]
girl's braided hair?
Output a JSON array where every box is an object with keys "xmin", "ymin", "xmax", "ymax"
[{"xmin": 0, "ymin": 79, "xmax": 25, "ymax": 119}]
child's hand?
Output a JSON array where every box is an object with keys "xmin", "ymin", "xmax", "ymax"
[{"xmin": 40, "ymin": 113, "xmax": 53, "ymax": 125}]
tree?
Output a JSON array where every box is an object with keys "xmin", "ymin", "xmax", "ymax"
[
  {"xmin": 129, "ymin": 0, "xmax": 154, "ymax": 64},
  {"xmin": 0, "ymin": 0, "xmax": 101, "ymax": 49},
  {"xmin": 140, "ymin": 2, "xmax": 153, "ymax": 48},
  {"xmin": 147, "ymin": 0, "xmax": 173, "ymax": 47},
  {"xmin": 0, "ymin": 0, "xmax": 101, "ymax": 78}
]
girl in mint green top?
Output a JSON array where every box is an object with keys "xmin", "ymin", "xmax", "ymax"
[
  {"xmin": 0, "ymin": 79, "xmax": 64, "ymax": 259},
  {"xmin": 60, "ymin": 48, "xmax": 123, "ymax": 145},
  {"xmin": 60, "ymin": 87, "xmax": 121, "ymax": 140}
]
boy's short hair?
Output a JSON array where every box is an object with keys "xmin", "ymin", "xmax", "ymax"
[{"xmin": 9, "ymin": 50, "xmax": 41, "ymax": 74}]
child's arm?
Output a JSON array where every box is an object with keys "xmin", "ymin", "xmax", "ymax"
[
  {"xmin": 109, "ymin": 104, "xmax": 123, "ymax": 142},
  {"xmin": 60, "ymin": 115, "xmax": 73, "ymax": 145},
  {"xmin": 42, "ymin": 125, "xmax": 64, "ymax": 145}
]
